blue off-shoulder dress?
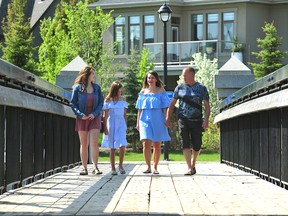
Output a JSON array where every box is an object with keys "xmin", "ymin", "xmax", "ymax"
[
  {"xmin": 101, "ymin": 100, "xmax": 128, "ymax": 149},
  {"xmin": 136, "ymin": 92, "xmax": 171, "ymax": 142}
]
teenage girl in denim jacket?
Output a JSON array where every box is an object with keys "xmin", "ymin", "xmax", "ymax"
[{"xmin": 70, "ymin": 66, "xmax": 104, "ymax": 175}]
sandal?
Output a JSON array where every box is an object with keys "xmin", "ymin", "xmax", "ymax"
[
  {"xmin": 143, "ymin": 169, "xmax": 151, "ymax": 174},
  {"xmin": 92, "ymin": 167, "xmax": 103, "ymax": 175},
  {"xmin": 192, "ymin": 167, "xmax": 196, "ymax": 175},
  {"xmin": 119, "ymin": 168, "xmax": 126, "ymax": 175},
  {"xmin": 153, "ymin": 170, "xmax": 159, "ymax": 175},
  {"xmin": 80, "ymin": 169, "xmax": 88, "ymax": 175},
  {"xmin": 184, "ymin": 167, "xmax": 196, "ymax": 176},
  {"xmin": 111, "ymin": 170, "xmax": 118, "ymax": 175}
]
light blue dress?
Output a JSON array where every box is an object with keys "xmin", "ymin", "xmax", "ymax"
[
  {"xmin": 101, "ymin": 100, "xmax": 128, "ymax": 148},
  {"xmin": 136, "ymin": 92, "xmax": 171, "ymax": 142}
]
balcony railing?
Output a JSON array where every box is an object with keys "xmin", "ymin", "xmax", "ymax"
[{"xmin": 143, "ymin": 40, "xmax": 249, "ymax": 66}]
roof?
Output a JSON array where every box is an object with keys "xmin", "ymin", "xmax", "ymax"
[
  {"xmin": 30, "ymin": 0, "xmax": 54, "ymax": 28},
  {"xmin": 89, "ymin": 0, "xmax": 288, "ymax": 9},
  {"xmin": 60, "ymin": 56, "xmax": 88, "ymax": 72},
  {"xmin": 219, "ymin": 56, "xmax": 251, "ymax": 74}
]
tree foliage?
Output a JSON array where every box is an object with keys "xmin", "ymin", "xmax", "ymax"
[
  {"xmin": 38, "ymin": 2, "xmax": 76, "ymax": 82},
  {"xmin": 0, "ymin": 0, "xmax": 38, "ymax": 74},
  {"xmin": 249, "ymin": 22, "xmax": 288, "ymax": 80},
  {"xmin": 38, "ymin": 0, "xmax": 115, "ymax": 85}
]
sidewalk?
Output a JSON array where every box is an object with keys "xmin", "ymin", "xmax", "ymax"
[{"xmin": 1, "ymin": 162, "xmax": 288, "ymax": 215}]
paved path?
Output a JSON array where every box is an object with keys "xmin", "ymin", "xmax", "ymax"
[{"xmin": 1, "ymin": 162, "xmax": 288, "ymax": 215}]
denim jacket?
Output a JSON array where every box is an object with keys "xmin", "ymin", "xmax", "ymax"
[{"xmin": 70, "ymin": 83, "xmax": 104, "ymax": 118}]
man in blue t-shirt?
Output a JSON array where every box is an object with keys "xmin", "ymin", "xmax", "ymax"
[{"xmin": 166, "ymin": 66, "xmax": 210, "ymax": 175}]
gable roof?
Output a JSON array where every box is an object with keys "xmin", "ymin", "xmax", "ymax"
[
  {"xmin": 30, "ymin": 0, "xmax": 54, "ymax": 28},
  {"xmin": 61, "ymin": 56, "xmax": 88, "ymax": 72}
]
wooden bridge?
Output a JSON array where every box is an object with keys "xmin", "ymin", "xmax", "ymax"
[{"xmin": 1, "ymin": 59, "xmax": 288, "ymax": 215}]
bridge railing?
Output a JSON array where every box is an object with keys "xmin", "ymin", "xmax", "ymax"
[
  {"xmin": 0, "ymin": 58, "xmax": 80, "ymax": 195},
  {"xmin": 214, "ymin": 65, "xmax": 288, "ymax": 188}
]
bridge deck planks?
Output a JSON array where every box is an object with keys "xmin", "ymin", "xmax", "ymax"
[{"xmin": 1, "ymin": 162, "xmax": 288, "ymax": 215}]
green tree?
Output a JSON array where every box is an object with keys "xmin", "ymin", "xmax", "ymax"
[
  {"xmin": 38, "ymin": 0, "xmax": 78, "ymax": 82},
  {"xmin": 122, "ymin": 49, "xmax": 154, "ymax": 151},
  {"xmin": 38, "ymin": 0, "xmax": 115, "ymax": 85},
  {"xmin": 249, "ymin": 22, "xmax": 288, "ymax": 80},
  {"xmin": 64, "ymin": 1, "xmax": 114, "ymax": 79},
  {"xmin": 1, "ymin": 0, "xmax": 38, "ymax": 74}
]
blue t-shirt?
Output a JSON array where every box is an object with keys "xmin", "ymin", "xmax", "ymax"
[{"xmin": 173, "ymin": 82, "xmax": 209, "ymax": 121}]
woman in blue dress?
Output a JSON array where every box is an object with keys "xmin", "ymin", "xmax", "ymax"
[
  {"xmin": 136, "ymin": 71, "xmax": 171, "ymax": 174},
  {"xmin": 101, "ymin": 81, "xmax": 128, "ymax": 175}
]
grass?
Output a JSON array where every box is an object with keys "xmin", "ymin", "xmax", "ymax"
[{"xmin": 99, "ymin": 150, "xmax": 220, "ymax": 162}]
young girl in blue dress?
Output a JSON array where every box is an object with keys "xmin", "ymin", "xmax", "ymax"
[
  {"xmin": 101, "ymin": 81, "xmax": 128, "ymax": 175},
  {"xmin": 136, "ymin": 71, "xmax": 171, "ymax": 174}
]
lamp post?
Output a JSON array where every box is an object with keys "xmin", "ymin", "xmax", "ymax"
[
  {"xmin": 158, "ymin": 2, "xmax": 172, "ymax": 161},
  {"xmin": 158, "ymin": 2, "xmax": 172, "ymax": 90}
]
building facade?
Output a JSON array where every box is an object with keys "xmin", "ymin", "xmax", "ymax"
[{"xmin": 89, "ymin": 0, "xmax": 288, "ymax": 90}]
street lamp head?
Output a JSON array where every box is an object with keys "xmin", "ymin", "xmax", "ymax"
[{"xmin": 158, "ymin": 2, "xmax": 172, "ymax": 22}]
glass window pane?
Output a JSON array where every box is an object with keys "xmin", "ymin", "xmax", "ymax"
[
  {"xmin": 130, "ymin": 25, "xmax": 140, "ymax": 50},
  {"xmin": 207, "ymin": 23, "xmax": 218, "ymax": 39},
  {"xmin": 223, "ymin": 23, "xmax": 234, "ymax": 49},
  {"xmin": 192, "ymin": 24, "xmax": 203, "ymax": 40},
  {"xmin": 115, "ymin": 17, "xmax": 125, "ymax": 25},
  {"xmin": 223, "ymin": 12, "xmax": 234, "ymax": 21},
  {"xmin": 223, "ymin": 23, "xmax": 233, "ymax": 41},
  {"xmin": 130, "ymin": 16, "xmax": 140, "ymax": 24},
  {"xmin": 144, "ymin": 15, "xmax": 154, "ymax": 23},
  {"xmin": 115, "ymin": 26, "xmax": 125, "ymax": 54},
  {"xmin": 172, "ymin": 17, "xmax": 180, "ymax": 25},
  {"xmin": 192, "ymin": 14, "xmax": 203, "ymax": 22},
  {"xmin": 144, "ymin": 25, "xmax": 154, "ymax": 43},
  {"xmin": 208, "ymin": 13, "xmax": 218, "ymax": 22}
]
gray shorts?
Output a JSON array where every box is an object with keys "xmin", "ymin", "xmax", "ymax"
[{"xmin": 178, "ymin": 118, "xmax": 203, "ymax": 151}]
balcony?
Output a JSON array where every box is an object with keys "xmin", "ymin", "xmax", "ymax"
[{"xmin": 143, "ymin": 40, "xmax": 249, "ymax": 68}]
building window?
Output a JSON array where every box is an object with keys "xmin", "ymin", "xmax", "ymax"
[
  {"xmin": 223, "ymin": 12, "xmax": 234, "ymax": 50},
  {"xmin": 114, "ymin": 17, "xmax": 125, "ymax": 55},
  {"xmin": 129, "ymin": 16, "xmax": 140, "ymax": 54},
  {"xmin": 192, "ymin": 14, "xmax": 203, "ymax": 41},
  {"xmin": 144, "ymin": 15, "xmax": 155, "ymax": 43},
  {"xmin": 207, "ymin": 13, "xmax": 218, "ymax": 40},
  {"xmin": 114, "ymin": 15, "xmax": 155, "ymax": 55},
  {"xmin": 191, "ymin": 11, "xmax": 235, "ymax": 44}
]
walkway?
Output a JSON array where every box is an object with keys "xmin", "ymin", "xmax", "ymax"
[{"xmin": 1, "ymin": 162, "xmax": 288, "ymax": 215}]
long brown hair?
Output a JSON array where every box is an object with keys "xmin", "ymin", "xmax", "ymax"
[
  {"xmin": 142, "ymin": 70, "xmax": 164, "ymax": 89},
  {"xmin": 105, "ymin": 81, "xmax": 123, "ymax": 102},
  {"xmin": 73, "ymin": 66, "xmax": 95, "ymax": 90}
]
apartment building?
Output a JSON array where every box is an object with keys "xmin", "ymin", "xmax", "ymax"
[{"xmin": 89, "ymin": 0, "xmax": 288, "ymax": 90}]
